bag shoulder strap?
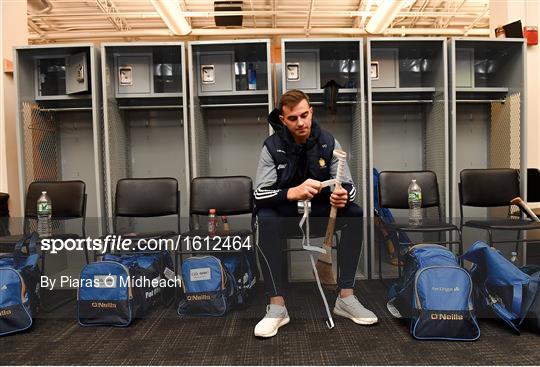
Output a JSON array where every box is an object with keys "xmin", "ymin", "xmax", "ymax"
[{"xmin": 519, "ymin": 272, "xmax": 540, "ymax": 325}]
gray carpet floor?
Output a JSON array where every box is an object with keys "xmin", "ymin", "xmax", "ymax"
[{"xmin": 1, "ymin": 280, "xmax": 538, "ymax": 365}]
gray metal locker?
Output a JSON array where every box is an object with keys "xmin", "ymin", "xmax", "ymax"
[
  {"xmin": 281, "ymin": 38, "xmax": 368, "ymax": 281},
  {"xmin": 102, "ymin": 42, "xmax": 189, "ymax": 234},
  {"xmin": 14, "ymin": 44, "xmax": 104, "ymax": 283},
  {"xmin": 449, "ymin": 38, "xmax": 527, "ymax": 260},
  {"xmin": 189, "ymin": 40, "xmax": 273, "ymax": 184},
  {"xmin": 366, "ymin": 38, "xmax": 449, "ymax": 279}
]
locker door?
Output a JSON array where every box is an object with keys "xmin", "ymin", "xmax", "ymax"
[
  {"xmin": 66, "ymin": 52, "xmax": 89, "ymax": 94},
  {"xmin": 285, "ymin": 50, "xmax": 320, "ymax": 90},
  {"xmin": 199, "ymin": 52, "xmax": 234, "ymax": 94}
]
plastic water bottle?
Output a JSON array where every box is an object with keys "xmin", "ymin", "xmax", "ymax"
[
  {"xmin": 247, "ymin": 63, "xmax": 257, "ymax": 90},
  {"xmin": 37, "ymin": 191, "xmax": 52, "ymax": 237},
  {"xmin": 408, "ymin": 179, "xmax": 422, "ymax": 226},
  {"xmin": 208, "ymin": 209, "xmax": 217, "ymax": 236}
]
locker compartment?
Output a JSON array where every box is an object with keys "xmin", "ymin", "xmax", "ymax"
[
  {"xmin": 450, "ymin": 39, "xmax": 525, "ymax": 217},
  {"xmin": 450, "ymin": 39, "xmax": 526, "ymax": 259},
  {"xmin": 34, "ymin": 51, "xmax": 91, "ymax": 100},
  {"xmin": 281, "ymin": 39, "xmax": 367, "ymax": 281},
  {"xmin": 102, "ymin": 43, "xmax": 189, "ymax": 233},
  {"xmin": 15, "ymin": 45, "xmax": 104, "ymax": 235},
  {"xmin": 189, "ymin": 40, "xmax": 272, "ymax": 184},
  {"xmin": 284, "ymin": 41, "xmax": 360, "ymax": 93},
  {"xmin": 367, "ymin": 38, "xmax": 448, "ymax": 279},
  {"xmin": 113, "ymin": 46, "xmax": 183, "ymax": 98},
  {"xmin": 194, "ymin": 42, "xmax": 269, "ymax": 97}
]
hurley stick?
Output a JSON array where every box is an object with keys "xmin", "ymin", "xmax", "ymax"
[
  {"xmin": 316, "ymin": 149, "xmax": 347, "ymax": 289},
  {"xmin": 511, "ymin": 197, "xmax": 540, "ymax": 222}
]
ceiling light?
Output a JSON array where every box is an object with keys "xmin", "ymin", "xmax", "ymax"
[
  {"xmin": 365, "ymin": 0, "xmax": 408, "ymax": 34},
  {"xmin": 151, "ymin": 0, "xmax": 191, "ymax": 36}
]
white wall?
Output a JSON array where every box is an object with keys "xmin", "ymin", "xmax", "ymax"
[
  {"xmin": 1, "ymin": 0, "xmax": 27, "ymax": 216},
  {"xmin": 490, "ymin": 0, "xmax": 540, "ymax": 171}
]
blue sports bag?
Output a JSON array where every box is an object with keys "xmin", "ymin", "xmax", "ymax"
[
  {"xmin": 78, "ymin": 251, "xmax": 174, "ymax": 327},
  {"xmin": 178, "ymin": 254, "xmax": 254, "ymax": 316},
  {"xmin": 388, "ymin": 244, "xmax": 480, "ymax": 341},
  {"xmin": 462, "ymin": 241, "xmax": 539, "ymax": 334},
  {"xmin": 0, "ymin": 232, "xmax": 41, "ymax": 336}
]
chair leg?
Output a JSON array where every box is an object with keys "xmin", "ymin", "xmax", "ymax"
[
  {"xmin": 457, "ymin": 229, "xmax": 464, "ymax": 267},
  {"xmin": 396, "ymin": 232, "xmax": 403, "ymax": 278},
  {"xmin": 515, "ymin": 230, "xmax": 522, "ymax": 257},
  {"xmin": 378, "ymin": 232, "xmax": 383, "ymax": 282},
  {"xmin": 487, "ymin": 229, "xmax": 494, "ymax": 248},
  {"xmin": 282, "ymin": 241, "xmax": 289, "ymax": 285},
  {"xmin": 396, "ymin": 239, "xmax": 401, "ymax": 278}
]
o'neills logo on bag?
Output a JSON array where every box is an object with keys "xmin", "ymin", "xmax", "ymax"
[
  {"xmin": 430, "ymin": 313, "xmax": 464, "ymax": 321},
  {"xmin": 0, "ymin": 309, "xmax": 12, "ymax": 317},
  {"xmin": 91, "ymin": 302, "xmax": 117, "ymax": 309},
  {"xmin": 187, "ymin": 294, "xmax": 211, "ymax": 301}
]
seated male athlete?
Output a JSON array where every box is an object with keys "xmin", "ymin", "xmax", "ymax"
[{"xmin": 253, "ymin": 89, "xmax": 378, "ymax": 338}]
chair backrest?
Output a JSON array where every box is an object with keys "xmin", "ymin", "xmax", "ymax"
[
  {"xmin": 459, "ymin": 168, "xmax": 520, "ymax": 207},
  {"xmin": 527, "ymin": 168, "xmax": 540, "ymax": 203},
  {"xmin": 378, "ymin": 171, "xmax": 440, "ymax": 209},
  {"xmin": 115, "ymin": 178, "xmax": 179, "ymax": 217},
  {"xmin": 25, "ymin": 180, "xmax": 86, "ymax": 219},
  {"xmin": 190, "ymin": 176, "xmax": 253, "ymax": 216}
]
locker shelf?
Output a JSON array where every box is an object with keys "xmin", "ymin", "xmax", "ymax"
[
  {"xmin": 373, "ymin": 87, "xmax": 436, "ymax": 93},
  {"xmin": 456, "ymin": 87, "xmax": 509, "ymax": 93},
  {"xmin": 299, "ymin": 88, "xmax": 358, "ymax": 94}
]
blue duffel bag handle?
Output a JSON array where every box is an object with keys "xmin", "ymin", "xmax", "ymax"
[{"xmin": 13, "ymin": 232, "xmax": 39, "ymax": 269}]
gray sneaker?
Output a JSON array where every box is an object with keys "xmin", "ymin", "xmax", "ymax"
[
  {"xmin": 333, "ymin": 295, "xmax": 378, "ymax": 325},
  {"xmin": 254, "ymin": 304, "xmax": 290, "ymax": 338}
]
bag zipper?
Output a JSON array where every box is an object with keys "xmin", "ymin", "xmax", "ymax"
[{"xmin": 414, "ymin": 265, "xmax": 473, "ymax": 311}]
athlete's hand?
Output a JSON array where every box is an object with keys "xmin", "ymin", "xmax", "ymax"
[
  {"xmin": 330, "ymin": 186, "xmax": 348, "ymax": 208},
  {"xmin": 287, "ymin": 179, "xmax": 322, "ymax": 201}
]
